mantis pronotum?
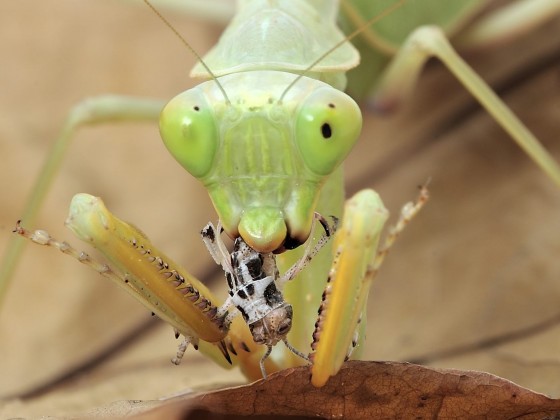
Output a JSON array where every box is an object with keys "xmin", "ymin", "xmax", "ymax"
[{"xmin": 3, "ymin": 0, "xmax": 560, "ymax": 406}]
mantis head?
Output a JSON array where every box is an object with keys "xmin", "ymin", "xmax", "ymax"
[{"xmin": 159, "ymin": 72, "xmax": 361, "ymax": 253}]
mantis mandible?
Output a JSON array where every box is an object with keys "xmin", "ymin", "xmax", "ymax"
[{"xmin": 3, "ymin": 0, "xmax": 560, "ymax": 404}]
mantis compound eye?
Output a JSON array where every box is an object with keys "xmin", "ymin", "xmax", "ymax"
[
  {"xmin": 295, "ymin": 87, "xmax": 362, "ymax": 176},
  {"xmin": 159, "ymin": 89, "xmax": 218, "ymax": 179}
]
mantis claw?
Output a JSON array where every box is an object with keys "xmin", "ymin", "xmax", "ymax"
[{"xmin": 310, "ymin": 186, "xmax": 429, "ymax": 387}]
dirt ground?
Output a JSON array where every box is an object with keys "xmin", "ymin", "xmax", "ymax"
[{"xmin": 1, "ymin": 1, "xmax": 560, "ymax": 417}]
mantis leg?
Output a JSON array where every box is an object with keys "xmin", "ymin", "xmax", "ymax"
[
  {"xmin": 13, "ymin": 192, "xmax": 288, "ymax": 373},
  {"xmin": 311, "ymin": 185, "xmax": 429, "ymax": 387},
  {"xmin": 0, "ymin": 96, "xmax": 163, "ymax": 305},
  {"xmin": 455, "ymin": 0, "xmax": 560, "ymax": 48},
  {"xmin": 370, "ymin": 25, "xmax": 560, "ymax": 186}
]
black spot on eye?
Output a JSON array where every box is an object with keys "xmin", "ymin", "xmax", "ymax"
[
  {"xmin": 321, "ymin": 123, "xmax": 332, "ymax": 139},
  {"xmin": 328, "ymin": 103, "xmax": 335, "ymax": 108},
  {"xmin": 193, "ymin": 105, "xmax": 200, "ymax": 111}
]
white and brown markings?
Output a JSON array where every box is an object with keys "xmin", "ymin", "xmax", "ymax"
[{"xmin": 201, "ymin": 214, "xmax": 336, "ymax": 377}]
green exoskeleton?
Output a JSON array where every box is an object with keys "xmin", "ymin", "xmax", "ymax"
[
  {"xmin": 149, "ymin": 0, "xmax": 429, "ymax": 384},
  {"xmin": 3, "ymin": 0, "xmax": 560, "ymax": 395}
]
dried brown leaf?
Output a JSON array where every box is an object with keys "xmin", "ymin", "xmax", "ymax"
[{"xmin": 134, "ymin": 361, "xmax": 560, "ymax": 419}]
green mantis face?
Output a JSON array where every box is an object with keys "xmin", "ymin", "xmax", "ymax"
[{"xmin": 160, "ymin": 70, "xmax": 362, "ymax": 253}]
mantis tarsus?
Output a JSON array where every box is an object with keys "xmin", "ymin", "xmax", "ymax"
[{"xmin": 2, "ymin": 0, "xmax": 560, "ymax": 410}]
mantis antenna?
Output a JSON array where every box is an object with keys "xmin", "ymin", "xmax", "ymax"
[
  {"xmin": 143, "ymin": 0, "xmax": 231, "ymax": 105},
  {"xmin": 278, "ymin": 0, "xmax": 406, "ymax": 103}
]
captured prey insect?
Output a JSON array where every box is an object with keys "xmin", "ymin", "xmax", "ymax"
[{"xmin": 200, "ymin": 214, "xmax": 337, "ymax": 377}]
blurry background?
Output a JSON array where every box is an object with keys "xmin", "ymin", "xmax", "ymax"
[{"xmin": 1, "ymin": 0, "xmax": 560, "ymax": 416}]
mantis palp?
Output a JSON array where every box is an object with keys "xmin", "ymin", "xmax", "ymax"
[{"xmin": 3, "ymin": 0, "xmax": 560, "ymax": 406}]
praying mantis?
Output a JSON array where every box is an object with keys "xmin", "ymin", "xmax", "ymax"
[{"xmin": 3, "ymin": 0, "xmax": 560, "ymax": 408}]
